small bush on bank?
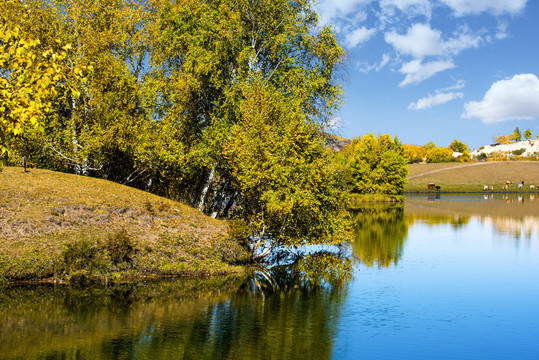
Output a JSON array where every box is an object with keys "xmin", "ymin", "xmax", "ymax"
[
  {"xmin": 104, "ymin": 229, "xmax": 134, "ymax": 266},
  {"xmin": 62, "ymin": 237, "xmax": 110, "ymax": 281}
]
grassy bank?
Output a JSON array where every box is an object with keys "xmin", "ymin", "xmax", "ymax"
[
  {"xmin": 405, "ymin": 161, "xmax": 539, "ymax": 193},
  {"xmin": 0, "ymin": 167, "xmax": 250, "ymax": 283}
]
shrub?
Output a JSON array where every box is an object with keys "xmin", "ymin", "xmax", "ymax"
[
  {"xmin": 512, "ymin": 148, "xmax": 526, "ymax": 156},
  {"xmin": 62, "ymin": 238, "xmax": 110, "ymax": 280},
  {"xmin": 104, "ymin": 229, "xmax": 134, "ymax": 266},
  {"xmin": 476, "ymin": 153, "xmax": 488, "ymax": 161}
]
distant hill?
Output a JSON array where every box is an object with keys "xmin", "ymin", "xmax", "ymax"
[
  {"xmin": 470, "ymin": 139, "xmax": 539, "ymax": 158},
  {"xmin": 320, "ymin": 132, "xmax": 352, "ymax": 152},
  {"xmin": 406, "ymin": 161, "xmax": 539, "ymax": 193}
]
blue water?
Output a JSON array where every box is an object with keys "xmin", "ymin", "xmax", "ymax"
[
  {"xmin": 334, "ymin": 218, "xmax": 539, "ymax": 359},
  {"xmin": 1, "ymin": 195, "xmax": 538, "ymax": 359}
]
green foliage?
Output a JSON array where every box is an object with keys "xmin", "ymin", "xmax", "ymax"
[
  {"xmin": 423, "ymin": 141, "xmax": 436, "ymax": 150},
  {"xmin": 145, "ymin": 0, "xmax": 345, "ymax": 253},
  {"xmin": 61, "ymin": 237, "xmax": 110, "ymax": 280},
  {"xmin": 225, "ymin": 80, "xmax": 344, "ymax": 247},
  {"xmin": 294, "ymin": 253, "xmax": 353, "ymax": 287},
  {"xmin": 0, "ymin": 0, "xmax": 89, "ymax": 153},
  {"xmin": 512, "ymin": 148, "xmax": 526, "ymax": 156},
  {"xmin": 346, "ymin": 133, "xmax": 408, "ymax": 196},
  {"xmin": 524, "ymin": 129, "xmax": 532, "ymax": 140},
  {"xmin": 104, "ymin": 229, "xmax": 134, "ymax": 266},
  {"xmin": 2, "ymin": 0, "xmax": 149, "ymax": 183},
  {"xmin": 458, "ymin": 150, "xmax": 471, "ymax": 162},
  {"xmin": 144, "ymin": 0, "xmax": 344, "ymax": 202},
  {"xmin": 476, "ymin": 152, "xmax": 488, "ymax": 161},
  {"xmin": 403, "ymin": 144, "xmax": 424, "ymax": 163},
  {"xmin": 512, "ymin": 127, "xmax": 522, "ymax": 141},
  {"xmin": 449, "ymin": 139, "xmax": 469, "ymax": 153},
  {"xmin": 2, "ymin": 0, "xmax": 350, "ymax": 263},
  {"xmin": 425, "ymin": 146, "xmax": 453, "ymax": 163},
  {"xmin": 350, "ymin": 205, "xmax": 408, "ymax": 268}
]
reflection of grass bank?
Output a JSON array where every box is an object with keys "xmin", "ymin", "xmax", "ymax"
[
  {"xmin": 406, "ymin": 161, "xmax": 539, "ymax": 193},
  {"xmin": 0, "ymin": 270, "xmax": 346, "ymax": 360},
  {"xmin": 0, "ymin": 167, "xmax": 250, "ymax": 282},
  {"xmin": 346, "ymin": 193, "xmax": 403, "ymax": 209},
  {"xmin": 0, "ymin": 276, "xmax": 246, "ymax": 359},
  {"xmin": 405, "ymin": 194, "xmax": 539, "ymax": 218}
]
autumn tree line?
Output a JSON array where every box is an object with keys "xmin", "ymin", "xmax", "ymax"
[
  {"xmin": 404, "ymin": 139, "xmax": 471, "ymax": 164},
  {"xmin": 494, "ymin": 127, "xmax": 536, "ymax": 144},
  {"xmin": 404, "ymin": 127, "xmax": 539, "ymax": 164},
  {"xmin": 0, "ymin": 0, "xmax": 408, "ymax": 256}
]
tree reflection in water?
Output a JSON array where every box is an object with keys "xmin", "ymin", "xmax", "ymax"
[
  {"xmin": 350, "ymin": 204, "xmax": 408, "ymax": 268},
  {"xmin": 0, "ymin": 254, "xmax": 352, "ymax": 360}
]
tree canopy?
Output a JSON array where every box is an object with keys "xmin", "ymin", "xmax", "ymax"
[
  {"xmin": 449, "ymin": 139, "xmax": 469, "ymax": 153},
  {"xmin": 0, "ymin": 0, "xmax": 89, "ymax": 153},
  {"xmin": 512, "ymin": 127, "xmax": 522, "ymax": 142},
  {"xmin": 342, "ymin": 134, "xmax": 408, "ymax": 196}
]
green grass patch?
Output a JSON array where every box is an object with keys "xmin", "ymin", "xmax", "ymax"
[{"xmin": 0, "ymin": 167, "xmax": 247, "ymax": 282}]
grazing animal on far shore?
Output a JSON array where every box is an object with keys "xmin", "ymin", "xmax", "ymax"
[
  {"xmin": 506, "ymin": 181, "xmax": 512, "ymax": 185},
  {"xmin": 427, "ymin": 183, "xmax": 436, "ymax": 189},
  {"xmin": 503, "ymin": 185, "xmax": 508, "ymax": 191},
  {"xmin": 530, "ymin": 185, "xmax": 535, "ymax": 190},
  {"xmin": 483, "ymin": 185, "xmax": 488, "ymax": 191},
  {"xmin": 489, "ymin": 186, "xmax": 494, "ymax": 191},
  {"xmin": 518, "ymin": 183, "xmax": 523, "ymax": 189},
  {"xmin": 435, "ymin": 185, "xmax": 441, "ymax": 190}
]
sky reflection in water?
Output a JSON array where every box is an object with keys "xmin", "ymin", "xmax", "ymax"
[{"xmin": 334, "ymin": 194, "xmax": 539, "ymax": 359}]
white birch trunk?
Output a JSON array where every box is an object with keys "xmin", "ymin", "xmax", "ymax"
[{"xmin": 198, "ymin": 162, "xmax": 217, "ymax": 212}]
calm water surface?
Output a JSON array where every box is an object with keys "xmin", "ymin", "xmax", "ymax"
[{"xmin": 1, "ymin": 194, "xmax": 538, "ymax": 359}]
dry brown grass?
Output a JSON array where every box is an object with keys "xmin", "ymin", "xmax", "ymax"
[
  {"xmin": 407, "ymin": 162, "xmax": 466, "ymax": 177},
  {"xmin": 406, "ymin": 161, "xmax": 539, "ymax": 192},
  {"xmin": 0, "ymin": 167, "xmax": 249, "ymax": 282}
]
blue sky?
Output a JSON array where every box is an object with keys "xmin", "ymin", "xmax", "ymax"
[{"xmin": 317, "ymin": 0, "xmax": 539, "ymax": 149}]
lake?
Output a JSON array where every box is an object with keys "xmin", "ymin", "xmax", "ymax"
[{"xmin": 1, "ymin": 194, "xmax": 538, "ymax": 359}]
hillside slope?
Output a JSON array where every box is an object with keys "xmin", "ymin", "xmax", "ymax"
[
  {"xmin": 405, "ymin": 161, "xmax": 539, "ymax": 192},
  {"xmin": 0, "ymin": 167, "xmax": 249, "ymax": 282}
]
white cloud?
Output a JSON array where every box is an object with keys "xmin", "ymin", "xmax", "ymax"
[
  {"xmin": 316, "ymin": 0, "xmax": 373, "ymax": 25},
  {"xmin": 384, "ymin": 23, "xmax": 481, "ymax": 59},
  {"xmin": 440, "ymin": 0, "xmax": 528, "ymax": 17},
  {"xmin": 380, "ymin": 0, "xmax": 432, "ymax": 18},
  {"xmin": 495, "ymin": 23, "xmax": 508, "ymax": 40},
  {"xmin": 462, "ymin": 74, "xmax": 539, "ymax": 123},
  {"xmin": 440, "ymin": 79, "xmax": 466, "ymax": 91},
  {"xmin": 385, "ymin": 23, "xmax": 440, "ymax": 58},
  {"xmin": 358, "ymin": 53, "xmax": 391, "ymax": 73},
  {"xmin": 409, "ymin": 92, "xmax": 464, "ymax": 110},
  {"xmin": 345, "ymin": 26, "xmax": 377, "ymax": 48},
  {"xmin": 399, "ymin": 59, "xmax": 455, "ymax": 87}
]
